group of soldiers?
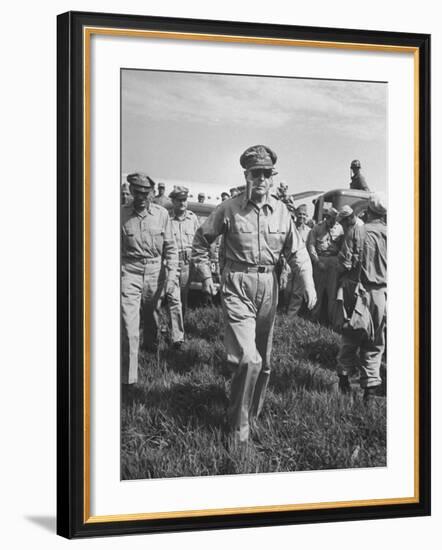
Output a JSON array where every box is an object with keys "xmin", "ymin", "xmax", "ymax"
[{"xmin": 121, "ymin": 146, "xmax": 386, "ymax": 448}]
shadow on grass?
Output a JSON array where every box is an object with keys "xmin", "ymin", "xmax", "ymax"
[
  {"xmin": 269, "ymin": 362, "xmax": 334, "ymax": 395},
  {"xmin": 126, "ymin": 381, "xmax": 229, "ymax": 432}
]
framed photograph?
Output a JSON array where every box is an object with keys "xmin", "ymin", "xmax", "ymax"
[{"xmin": 57, "ymin": 11, "xmax": 431, "ymax": 539}]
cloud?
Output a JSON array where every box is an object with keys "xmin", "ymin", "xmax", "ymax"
[{"xmin": 122, "ymin": 70, "xmax": 386, "ymax": 141}]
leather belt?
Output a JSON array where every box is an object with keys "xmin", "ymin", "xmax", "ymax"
[
  {"xmin": 123, "ymin": 256, "xmax": 162, "ymax": 265},
  {"xmin": 226, "ymin": 261, "xmax": 275, "ymax": 273}
]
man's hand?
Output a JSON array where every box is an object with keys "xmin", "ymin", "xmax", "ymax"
[
  {"xmin": 202, "ymin": 277, "xmax": 216, "ymax": 296},
  {"xmin": 304, "ymin": 286, "xmax": 317, "ymax": 310}
]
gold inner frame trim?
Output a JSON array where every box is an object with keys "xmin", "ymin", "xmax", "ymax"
[{"xmin": 82, "ymin": 26, "xmax": 420, "ymax": 524}]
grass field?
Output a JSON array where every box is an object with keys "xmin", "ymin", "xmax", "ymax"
[{"xmin": 121, "ymin": 306, "xmax": 386, "ymax": 480}]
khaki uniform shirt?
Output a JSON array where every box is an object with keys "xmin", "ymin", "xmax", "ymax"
[
  {"xmin": 307, "ymin": 220, "xmax": 344, "ymax": 264},
  {"xmin": 350, "ymin": 172, "xmax": 369, "ymax": 191},
  {"xmin": 170, "ymin": 210, "xmax": 199, "ymax": 263},
  {"xmin": 338, "ymin": 219, "xmax": 386, "ymax": 286},
  {"xmin": 121, "ymin": 203, "xmax": 178, "ymax": 279},
  {"xmin": 192, "ymin": 194, "xmax": 312, "ymax": 281},
  {"xmin": 296, "ymin": 224, "xmax": 311, "ymax": 244}
]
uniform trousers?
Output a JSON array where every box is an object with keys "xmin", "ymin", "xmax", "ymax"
[
  {"xmin": 167, "ymin": 261, "xmax": 190, "ymax": 344},
  {"xmin": 121, "ymin": 258, "xmax": 165, "ymax": 384},
  {"xmin": 221, "ymin": 266, "xmax": 279, "ymax": 442},
  {"xmin": 337, "ymin": 286, "xmax": 386, "ymax": 388},
  {"xmin": 286, "ymin": 270, "xmax": 305, "ymax": 318},
  {"xmin": 311, "ymin": 256, "xmax": 339, "ymax": 325}
]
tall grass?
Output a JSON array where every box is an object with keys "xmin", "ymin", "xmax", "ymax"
[{"xmin": 121, "ymin": 307, "xmax": 386, "ymax": 479}]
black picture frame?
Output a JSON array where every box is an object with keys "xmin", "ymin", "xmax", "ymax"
[{"xmin": 57, "ymin": 10, "xmax": 431, "ymax": 539}]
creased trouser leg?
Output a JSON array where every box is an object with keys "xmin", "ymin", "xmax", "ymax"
[
  {"xmin": 359, "ymin": 289, "xmax": 386, "ymax": 388},
  {"xmin": 121, "ymin": 265, "xmax": 143, "ymax": 384},
  {"xmin": 221, "ymin": 270, "xmax": 276, "ymax": 441},
  {"xmin": 141, "ymin": 262, "xmax": 164, "ymax": 349},
  {"xmin": 167, "ymin": 262, "xmax": 190, "ymax": 343},
  {"xmin": 251, "ymin": 273, "xmax": 278, "ymax": 418},
  {"xmin": 337, "ymin": 287, "xmax": 386, "ymax": 388},
  {"xmin": 286, "ymin": 271, "xmax": 304, "ymax": 319},
  {"xmin": 311, "ymin": 265, "xmax": 327, "ymax": 322},
  {"xmin": 168, "ymin": 283, "xmax": 185, "ymax": 344}
]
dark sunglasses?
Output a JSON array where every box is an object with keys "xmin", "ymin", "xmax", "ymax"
[{"xmin": 250, "ymin": 168, "xmax": 274, "ymax": 179}]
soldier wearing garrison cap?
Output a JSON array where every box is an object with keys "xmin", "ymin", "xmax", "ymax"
[
  {"xmin": 197, "ymin": 192, "xmax": 206, "ymax": 204},
  {"xmin": 336, "ymin": 192, "xmax": 387, "ymax": 404},
  {"xmin": 337, "ymin": 205, "xmax": 364, "ymax": 238},
  {"xmin": 166, "ymin": 186, "xmax": 200, "ymax": 348},
  {"xmin": 307, "ymin": 204, "xmax": 344, "ymax": 325},
  {"xmin": 121, "ymin": 172, "xmax": 178, "ymax": 393},
  {"xmin": 153, "ymin": 181, "xmax": 170, "ymax": 208},
  {"xmin": 192, "ymin": 145, "xmax": 316, "ymax": 446}
]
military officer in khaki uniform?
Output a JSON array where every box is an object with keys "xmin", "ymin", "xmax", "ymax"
[
  {"xmin": 167, "ymin": 186, "xmax": 200, "ymax": 347},
  {"xmin": 192, "ymin": 145, "xmax": 316, "ymax": 443},
  {"xmin": 153, "ymin": 182, "xmax": 171, "ymax": 208},
  {"xmin": 307, "ymin": 206, "xmax": 344, "ymax": 324},
  {"xmin": 286, "ymin": 204, "xmax": 312, "ymax": 316},
  {"xmin": 336, "ymin": 193, "xmax": 387, "ymax": 403},
  {"xmin": 121, "ymin": 172, "xmax": 179, "ymax": 386}
]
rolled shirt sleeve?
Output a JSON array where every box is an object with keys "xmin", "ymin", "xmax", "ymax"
[{"xmin": 162, "ymin": 214, "xmax": 179, "ymax": 281}]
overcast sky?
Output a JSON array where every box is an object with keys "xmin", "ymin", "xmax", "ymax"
[{"xmin": 122, "ymin": 69, "xmax": 387, "ymax": 200}]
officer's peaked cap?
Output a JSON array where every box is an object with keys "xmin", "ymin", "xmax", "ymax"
[
  {"xmin": 240, "ymin": 145, "xmax": 277, "ymax": 170},
  {"xmin": 127, "ymin": 172, "xmax": 156, "ymax": 189},
  {"xmin": 169, "ymin": 186, "xmax": 189, "ymax": 200}
]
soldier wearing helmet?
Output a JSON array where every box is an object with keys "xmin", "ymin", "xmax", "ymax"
[{"xmin": 349, "ymin": 159, "xmax": 369, "ymax": 191}]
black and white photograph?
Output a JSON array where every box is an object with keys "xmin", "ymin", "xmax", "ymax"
[{"xmin": 120, "ymin": 68, "xmax": 388, "ymax": 479}]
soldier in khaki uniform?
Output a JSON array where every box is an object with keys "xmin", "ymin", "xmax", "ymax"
[
  {"xmin": 286, "ymin": 204, "xmax": 312, "ymax": 316},
  {"xmin": 192, "ymin": 145, "xmax": 316, "ymax": 444},
  {"xmin": 336, "ymin": 193, "xmax": 387, "ymax": 403},
  {"xmin": 153, "ymin": 182, "xmax": 171, "ymax": 208},
  {"xmin": 167, "ymin": 186, "xmax": 200, "ymax": 347},
  {"xmin": 307, "ymin": 206, "xmax": 344, "ymax": 324},
  {"xmin": 349, "ymin": 159, "xmax": 370, "ymax": 191},
  {"xmin": 121, "ymin": 172, "xmax": 178, "ymax": 386}
]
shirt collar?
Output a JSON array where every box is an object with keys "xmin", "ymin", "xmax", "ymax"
[
  {"xmin": 132, "ymin": 204, "xmax": 153, "ymax": 218},
  {"xmin": 243, "ymin": 193, "xmax": 276, "ymax": 213},
  {"xmin": 171, "ymin": 209, "xmax": 191, "ymax": 221}
]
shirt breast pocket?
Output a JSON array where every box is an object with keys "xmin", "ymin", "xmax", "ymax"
[
  {"xmin": 231, "ymin": 220, "xmax": 252, "ymax": 234},
  {"xmin": 267, "ymin": 223, "xmax": 285, "ymax": 250},
  {"xmin": 122, "ymin": 224, "xmax": 137, "ymax": 250},
  {"xmin": 150, "ymin": 227, "xmax": 164, "ymax": 253}
]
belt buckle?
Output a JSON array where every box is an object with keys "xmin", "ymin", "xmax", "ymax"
[{"xmin": 258, "ymin": 266, "xmax": 266, "ymax": 273}]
